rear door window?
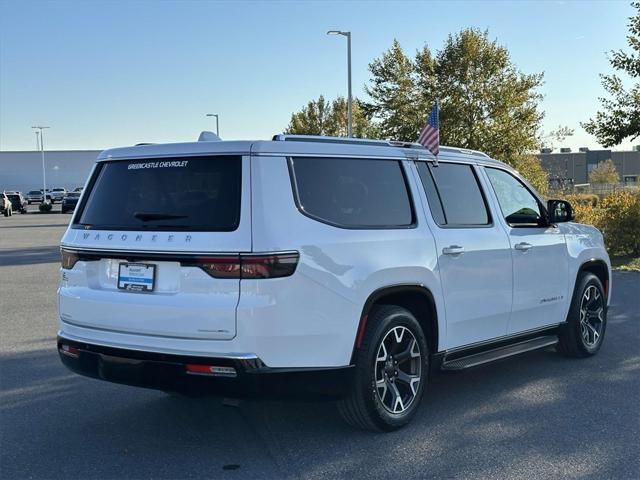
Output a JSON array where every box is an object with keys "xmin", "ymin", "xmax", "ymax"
[
  {"xmin": 289, "ymin": 157, "xmax": 414, "ymax": 228},
  {"xmin": 75, "ymin": 156, "xmax": 241, "ymax": 231},
  {"xmin": 416, "ymin": 162, "xmax": 490, "ymax": 226}
]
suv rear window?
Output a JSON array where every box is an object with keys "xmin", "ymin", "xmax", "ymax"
[
  {"xmin": 75, "ymin": 156, "xmax": 241, "ymax": 231},
  {"xmin": 289, "ymin": 157, "xmax": 414, "ymax": 228}
]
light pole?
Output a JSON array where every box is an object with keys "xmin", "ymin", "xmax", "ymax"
[
  {"xmin": 327, "ymin": 30, "xmax": 352, "ymax": 137},
  {"xmin": 32, "ymin": 126, "xmax": 50, "ymax": 202},
  {"xmin": 206, "ymin": 113, "xmax": 219, "ymax": 137}
]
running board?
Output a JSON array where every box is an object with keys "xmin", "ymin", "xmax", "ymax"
[{"xmin": 441, "ymin": 335, "xmax": 558, "ymax": 371}]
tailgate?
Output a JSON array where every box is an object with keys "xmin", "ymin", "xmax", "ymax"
[{"xmin": 59, "ymin": 154, "xmax": 251, "ymax": 341}]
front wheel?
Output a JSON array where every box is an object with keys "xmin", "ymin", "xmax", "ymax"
[
  {"xmin": 338, "ymin": 305, "xmax": 428, "ymax": 431},
  {"xmin": 557, "ymin": 273, "xmax": 607, "ymax": 357}
]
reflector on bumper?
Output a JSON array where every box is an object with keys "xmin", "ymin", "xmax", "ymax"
[{"xmin": 185, "ymin": 364, "xmax": 237, "ymax": 377}]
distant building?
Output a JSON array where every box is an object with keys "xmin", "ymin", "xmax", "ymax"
[
  {"xmin": 537, "ymin": 147, "xmax": 640, "ymax": 187},
  {"xmin": 0, "ymin": 150, "xmax": 100, "ymax": 193}
]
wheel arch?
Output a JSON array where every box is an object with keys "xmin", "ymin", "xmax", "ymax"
[
  {"xmin": 351, "ymin": 284, "xmax": 439, "ymax": 364},
  {"xmin": 578, "ymin": 259, "xmax": 609, "ymax": 298}
]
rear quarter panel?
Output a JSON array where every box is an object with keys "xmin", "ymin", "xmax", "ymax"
[{"xmin": 244, "ymin": 155, "xmax": 444, "ymax": 368}]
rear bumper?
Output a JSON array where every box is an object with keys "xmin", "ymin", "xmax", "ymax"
[{"xmin": 57, "ymin": 335, "xmax": 354, "ymax": 400}]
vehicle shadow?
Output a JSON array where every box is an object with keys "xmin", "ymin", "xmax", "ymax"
[
  {"xmin": 1, "ymin": 273, "xmax": 638, "ymax": 479},
  {"xmin": 0, "ymin": 246, "xmax": 60, "ymax": 267}
]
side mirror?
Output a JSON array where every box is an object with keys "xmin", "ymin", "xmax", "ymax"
[{"xmin": 547, "ymin": 199, "xmax": 574, "ymax": 223}]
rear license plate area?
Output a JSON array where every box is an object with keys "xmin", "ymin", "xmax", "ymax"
[{"xmin": 117, "ymin": 262, "xmax": 156, "ymax": 292}]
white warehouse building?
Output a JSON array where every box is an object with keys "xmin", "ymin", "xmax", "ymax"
[{"xmin": 0, "ymin": 150, "xmax": 101, "ymax": 194}]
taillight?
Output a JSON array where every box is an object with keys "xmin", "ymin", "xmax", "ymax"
[
  {"xmin": 193, "ymin": 256, "xmax": 242, "ymax": 278},
  {"xmin": 241, "ymin": 253, "xmax": 299, "ymax": 279},
  {"xmin": 189, "ymin": 252, "xmax": 299, "ymax": 279},
  {"xmin": 61, "ymin": 248, "xmax": 80, "ymax": 270}
]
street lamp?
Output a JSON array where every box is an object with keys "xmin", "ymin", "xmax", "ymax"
[
  {"xmin": 327, "ymin": 30, "xmax": 352, "ymax": 137},
  {"xmin": 31, "ymin": 126, "xmax": 50, "ymax": 203},
  {"xmin": 206, "ymin": 113, "xmax": 219, "ymax": 137}
]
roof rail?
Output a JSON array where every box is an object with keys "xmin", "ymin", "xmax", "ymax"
[
  {"xmin": 271, "ymin": 134, "xmax": 491, "ymax": 158},
  {"xmin": 272, "ymin": 134, "xmax": 424, "ymax": 150},
  {"xmin": 439, "ymin": 146, "xmax": 490, "ymax": 158}
]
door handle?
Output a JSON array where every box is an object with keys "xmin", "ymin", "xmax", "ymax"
[
  {"xmin": 514, "ymin": 242, "xmax": 533, "ymax": 251},
  {"xmin": 442, "ymin": 245, "xmax": 465, "ymax": 256}
]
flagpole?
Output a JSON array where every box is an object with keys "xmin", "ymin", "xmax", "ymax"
[{"xmin": 434, "ymin": 99, "xmax": 440, "ymax": 167}]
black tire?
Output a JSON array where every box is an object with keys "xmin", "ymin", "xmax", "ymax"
[
  {"xmin": 557, "ymin": 273, "xmax": 607, "ymax": 357},
  {"xmin": 338, "ymin": 305, "xmax": 429, "ymax": 432}
]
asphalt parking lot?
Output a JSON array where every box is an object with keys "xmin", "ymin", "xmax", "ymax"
[{"xmin": 1, "ymin": 211, "xmax": 639, "ymax": 480}]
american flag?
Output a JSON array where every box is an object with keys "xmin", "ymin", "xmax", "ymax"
[{"xmin": 417, "ymin": 102, "xmax": 440, "ymax": 156}]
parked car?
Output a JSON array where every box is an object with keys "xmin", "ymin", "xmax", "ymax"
[
  {"xmin": 1, "ymin": 192, "xmax": 13, "ymax": 216},
  {"xmin": 50, "ymin": 188, "xmax": 68, "ymax": 203},
  {"xmin": 57, "ymin": 134, "xmax": 611, "ymax": 431},
  {"xmin": 7, "ymin": 193, "xmax": 28, "ymax": 214},
  {"xmin": 26, "ymin": 190, "xmax": 52, "ymax": 203},
  {"xmin": 61, "ymin": 191, "xmax": 81, "ymax": 213},
  {"xmin": 73, "ymin": 187, "xmax": 84, "ymax": 193},
  {"xmin": 27, "ymin": 190, "xmax": 43, "ymax": 204}
]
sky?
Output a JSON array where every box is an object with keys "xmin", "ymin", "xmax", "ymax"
[{"xmin": 0, "ymin": 0, "xmax": 637, "ymax": 152}]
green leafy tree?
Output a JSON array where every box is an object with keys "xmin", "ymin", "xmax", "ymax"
[
  {"xmin": 285, "ymin": 95, "xmax": 333, "ymax": 136},
  {"xmin": 512, "ymin": 154, "xmax": 549, "ymax": 197},
  {"xmin": 582, "ymin": 2, "xmax": 640, "ymax": 146},
  {"xmin": 417, "ymin": 29, "xmax": 545, "ymax": 165},
  {"xmin": 363, "ymin": 39, "xmax": 421, "ymax": 140},
  {"xmin": 589, "ymin": 159, "xmax": 620, "ymax": 184},
  {"xmin": 364, "ymin": 29, "xmax": 544, "ymax": 167},
  {"xmin": 284, "ymin": 95, "xmax": 378, "ymax": 138}
]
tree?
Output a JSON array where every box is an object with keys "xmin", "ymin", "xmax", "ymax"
[
  {"xmin": 363, "ymin": 39, "xmax": 421, "ymax": 140},
  {"xmin": 512, "ymin": 154, "xmax": 549, "ymax": 197},
  {"xmin": 582, "ymin": 2, "xmax": 640, "ymax": 147},
  {"xmin": 589, "ymin": 159, "xmax": 620, "ymax": 184},
  {"xmin": 541, "ymin": 125, "xmax": 575, "ymax": 150},
  {"xmin": 285, "ymin": 95, "xmax": 333, "ymax": 136},
  {"xmin": 421, "ymin": 29, "xmax": 544, "ymax": 165},
  {"xmin": 364, "ymin": 29, "xmax": 545, "ymax": 167},
  {"xmin": 284, "ymin": 95, "xmax": 378, "ymax": 138}
]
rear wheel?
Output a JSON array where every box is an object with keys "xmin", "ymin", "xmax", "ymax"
[
  {"xmin": 338, "ymin": 305, "xmax": 428, "ymax": 431},
  {"xmin": 557, "ymin": 273, "xmax": 607, "ymax": 357}
]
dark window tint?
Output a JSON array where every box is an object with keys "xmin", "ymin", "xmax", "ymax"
[
  {"xmin": 429, "ymin": 163, "xmax": 490, "ymax": 226},
  {"xmin": 290, "ymin": 157, "xmax": 413, "ymax": 228},
  {"xmin": 416, "ymin": 162, "xmax": 446, "ymax": 225},
  {"xmin": 76, "ymin": 156, "xmax": 241, "ymax": 231}
]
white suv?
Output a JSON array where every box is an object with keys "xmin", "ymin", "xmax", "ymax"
[{"xmin": 58, "ymin": 135, "xmax": 611, "ymax": 431}]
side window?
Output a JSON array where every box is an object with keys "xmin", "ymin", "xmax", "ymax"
[
  {"xmin": 289, "ymin": 157, "xmax": 414, "ymax": 228},
  {"xmin": 485, "ymin": 168, "xmax": 543, "ymax": 227},
  {"xmin": 415, "ymin": 162, "xmax": 446, "ymax": 225},
  {"xmin": 416, "ymin": 162, "xmax": 490, "ymax": 226}
]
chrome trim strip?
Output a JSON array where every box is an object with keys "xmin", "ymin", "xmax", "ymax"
[{"xmin": 60, "ymin": 245, "xmax": 298, "ymax": 257}]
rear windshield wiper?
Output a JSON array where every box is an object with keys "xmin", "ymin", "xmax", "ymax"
[{"xmin": 134, "ymin": 212, "xmax": 188, "ymax": 222}]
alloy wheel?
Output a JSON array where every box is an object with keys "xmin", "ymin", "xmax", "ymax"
[
  {"xmin": 374, "ymin": 326, "xmax": 422, "ymax": 414},
  {"xmin": 580, "ymin": 285, "xmax": 604, "ymax": 347}
]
